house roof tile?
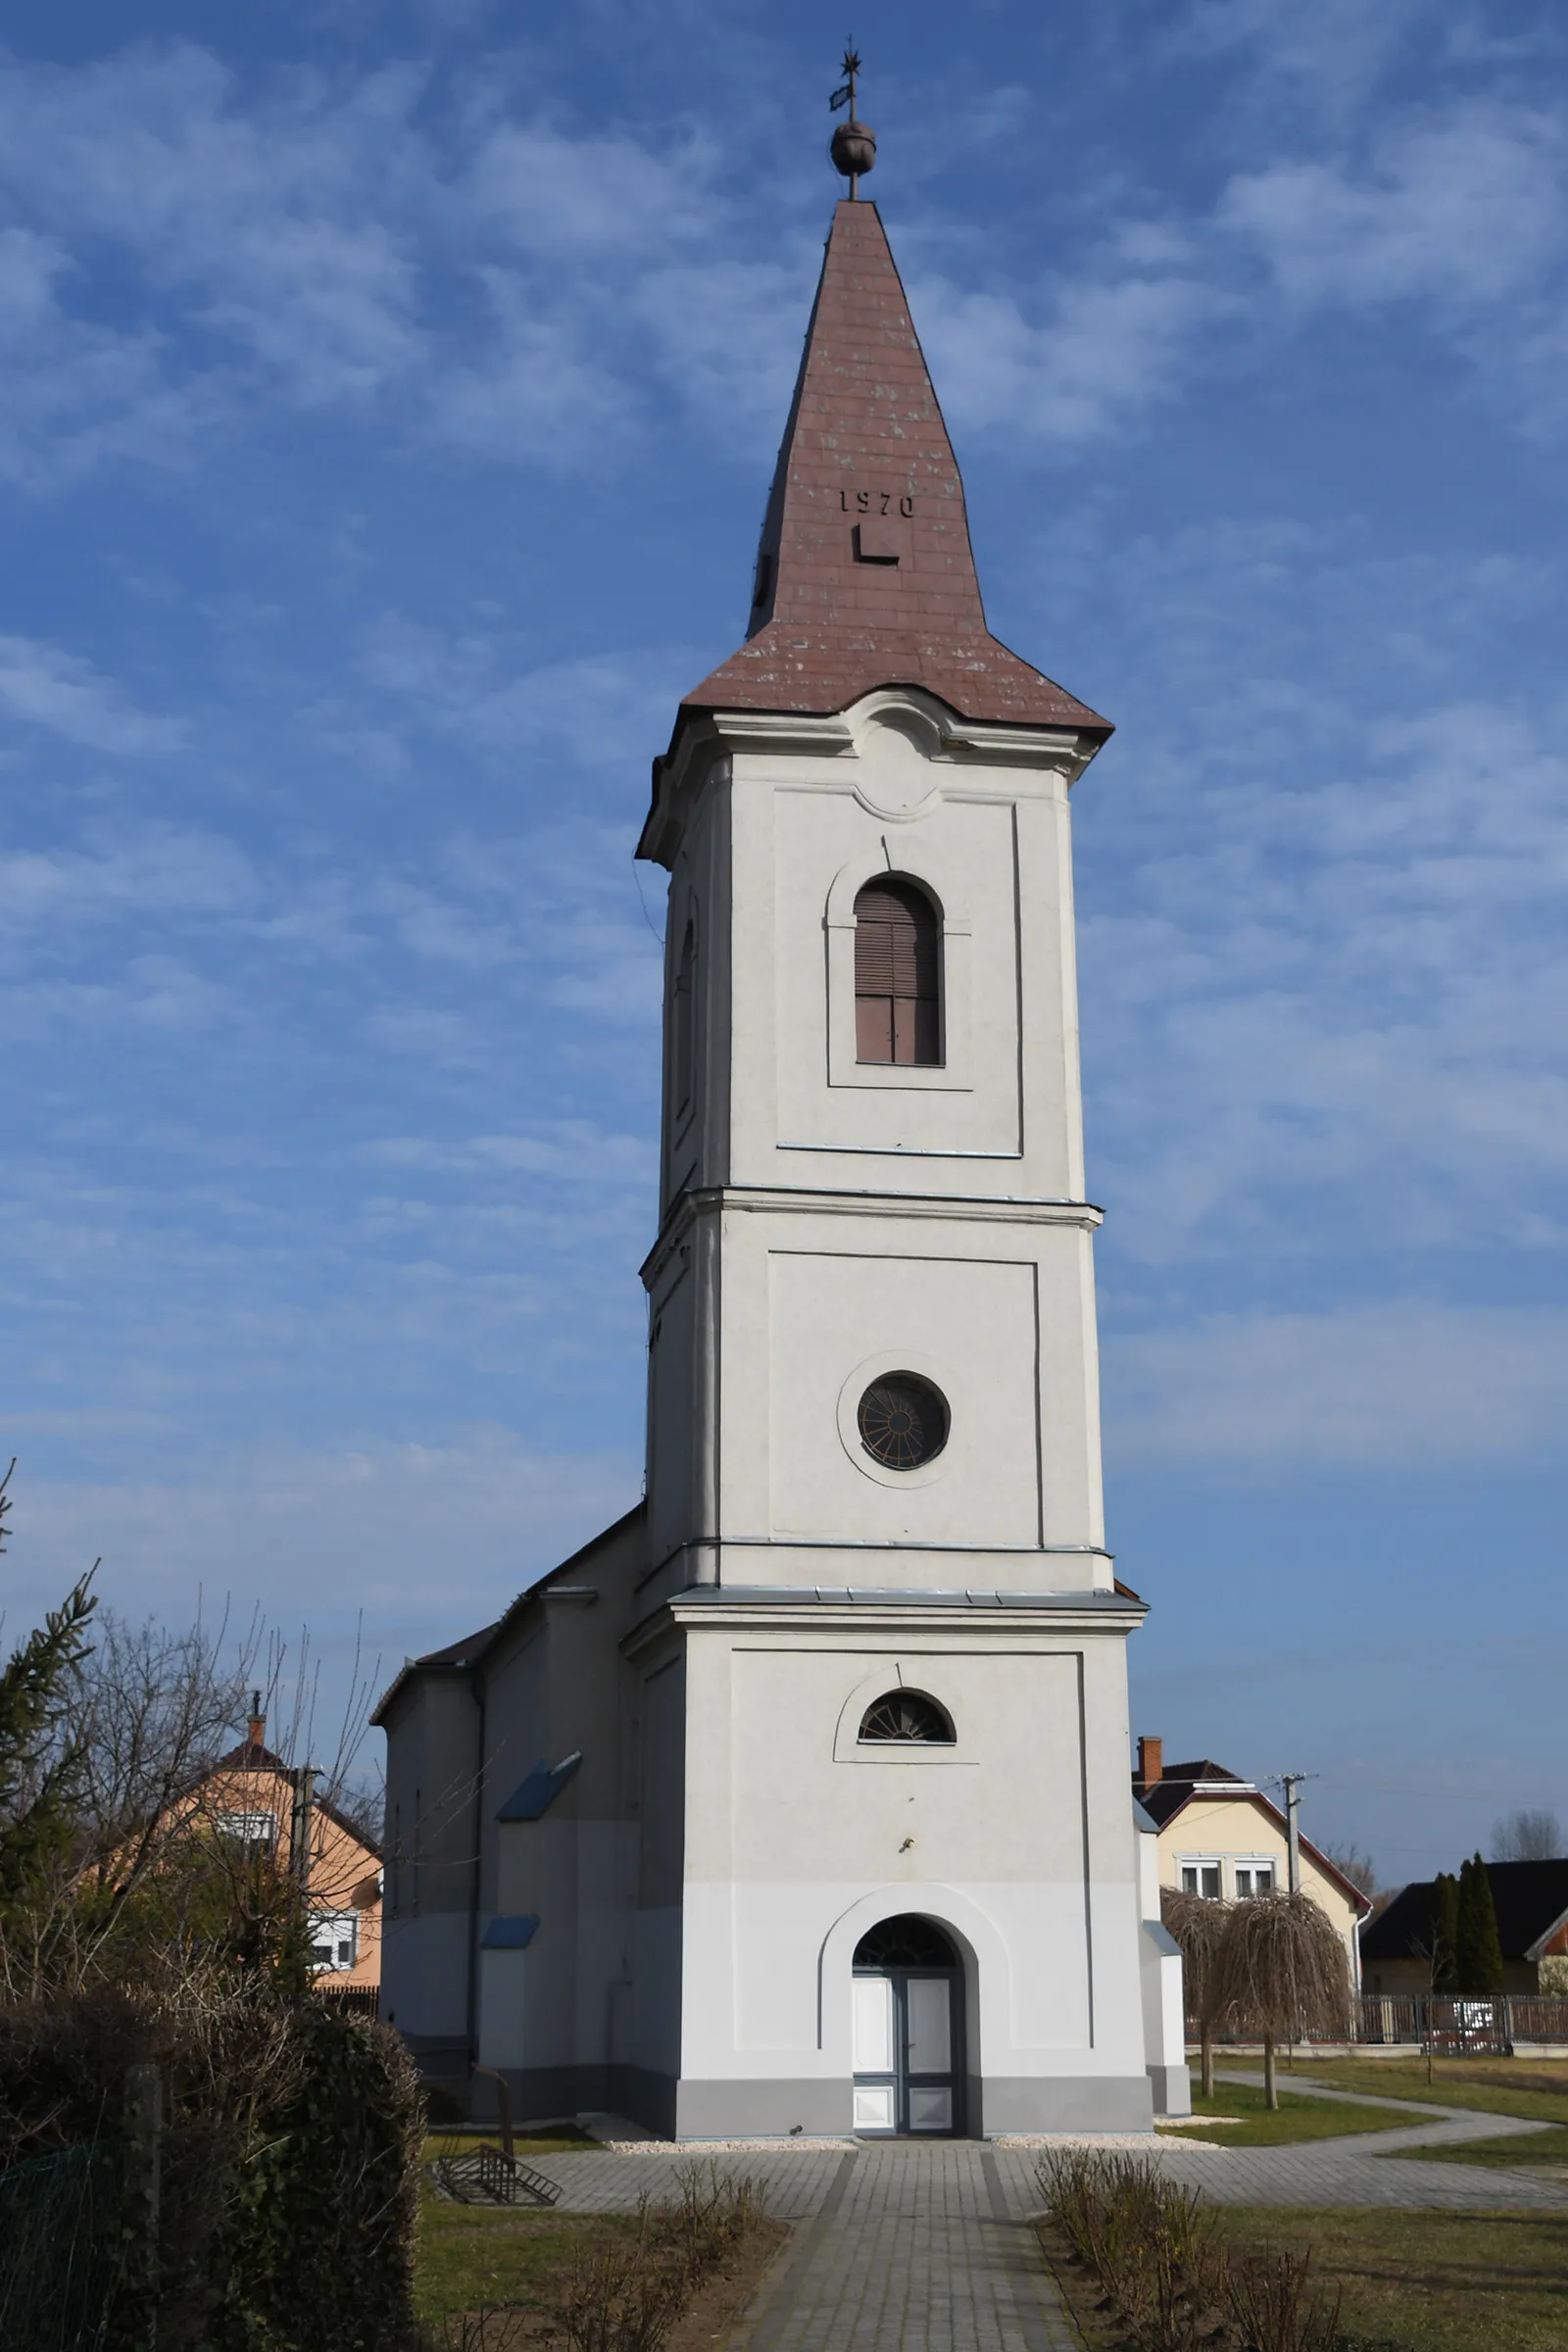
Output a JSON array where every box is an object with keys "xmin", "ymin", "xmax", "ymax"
[{"xmin": 1361, "ymin": 1858, "xmax": 1568, "ymax": 1966}]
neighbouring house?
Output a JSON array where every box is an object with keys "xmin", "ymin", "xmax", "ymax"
[
  {"xmin": 1360, "ymin": 1860, "xmax": 1568, "ymax": 1997},
  {"xmin": 1133, "ymin": 1738, "xmax": 1373, "ymax": 1992},
  {"xmin": 140, "ymin": 1704, "xmax": 383, "ymax": 1991}
]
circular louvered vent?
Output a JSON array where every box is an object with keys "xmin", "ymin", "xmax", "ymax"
[{"xmin": 857, "ymin": 1372, "xmax": 949, "ymax": 1470}]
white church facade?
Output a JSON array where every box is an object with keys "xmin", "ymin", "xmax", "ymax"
[{"xmin": 375, "ymin": 188, "xmax": 1188, "ymax": 2137}]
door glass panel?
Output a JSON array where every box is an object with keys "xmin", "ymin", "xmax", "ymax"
[
  {"xmin": 852, "ymin": 1975, "xmax": 895, "ymax": 2073},
  {"xmin": 905, "ymin": 1976, "xmax": 952, "ymax": 2075},
  {"xmin": 854, "ymin": 2083, "xmax": 896, "ymax": 2132},
  {"xmin": 908, "ymin": 2086, "xmax": 954, "ymax": 2132}
]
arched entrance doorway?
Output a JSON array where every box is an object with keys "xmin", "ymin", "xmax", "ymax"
[{"xmin": 851, "ymin": 1916, "xmax": 965, "ymax": 2136}]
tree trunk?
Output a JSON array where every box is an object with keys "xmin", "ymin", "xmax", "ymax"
[
  {"xmin": 1263, "ymin": 2031, "xmax": 1278, "ymax": 2111},
  {"xmin": 1200, "ymin": 2027, "xmax": 1214, "ymax": 2101}
]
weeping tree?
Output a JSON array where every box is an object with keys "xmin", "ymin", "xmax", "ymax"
[
  {"xmin": 1159, "ymin": 1886, "xmax": 1232, "ymax": 2099},
  {"xmin": 1210, "ymin": 1891, "xmax": 1351, "ymax": 2110}
]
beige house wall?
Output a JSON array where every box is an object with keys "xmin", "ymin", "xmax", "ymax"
[{"xmin": 159, "ymin": 1762, "xmax": 383, "ymax": 1988}]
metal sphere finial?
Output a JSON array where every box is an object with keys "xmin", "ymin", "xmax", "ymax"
[{"xmin": 828, "ymin": 43, "xmax": 875, "ymax": 198}]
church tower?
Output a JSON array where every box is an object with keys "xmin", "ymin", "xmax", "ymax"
[
  {"xmin": 629, "ymin": 185, "xmax": 1171, "ymax": 2134},
  {"xmin": 376, "ymin": 118, "xmax": 1188, "ymax": 2139}
]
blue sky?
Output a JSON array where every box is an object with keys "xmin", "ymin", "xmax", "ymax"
[{"xmin": 2, "ymin": 0, "xmax": 1565, "ymax": 1879}]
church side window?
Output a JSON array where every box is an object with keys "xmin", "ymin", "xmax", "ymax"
[
  {"xmin": 672, "ymin": 920, "xmax": 696, "ymax": 1113},
  {"xmin": 858, "ymin": 1690, "xmax": 955, "ymax": 1744},
  {"xmin": 854, "ymin": 879, "xmax": 940, "ymax": 1065}
]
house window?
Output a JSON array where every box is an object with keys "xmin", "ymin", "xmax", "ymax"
[
  {"xmin": 308, "ymin": 1910, "xmax": 360, "ymax": 1972},
  {"xmin": 1179, "ymin": 1861, "xmax": 1223, "ymax": 1900},
  {"xmin": 854, "ymin": 879, "xmax": 940, "ymax": 1065},
  {"xmin": 1235, "ymin": 1864, "xmax": 1276, "ymax": 1899},
  {"xmin": 858, "ymin": 1690, "xmax": 956, "ymax": 1744},
  {"xmin": 215, "ymin": 1810, "xmax": 277, "ymax": 1859}
]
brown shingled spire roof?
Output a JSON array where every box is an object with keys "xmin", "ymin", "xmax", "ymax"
[{"xmin": 683, "ymin": 200, "xmax": 1110, "ymax": 735}]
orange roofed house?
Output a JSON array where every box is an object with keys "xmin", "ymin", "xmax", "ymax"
[{"xmin": 149, "ymin": 1704, "xmax": 383, "ymax": 1992}]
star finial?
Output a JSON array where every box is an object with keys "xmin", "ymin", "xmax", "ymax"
[{"xmin": 829, "ymin": 43, "xmax": 876, "ymax": 198}]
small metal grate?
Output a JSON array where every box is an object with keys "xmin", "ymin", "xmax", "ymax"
[
  {"xmin": 858, "ymin": 1373, "xmax": 949, "ymax": 1470},
  {"xmin": 429, "ymin": 2144, "xmax": 561, "ymax": 2207}
]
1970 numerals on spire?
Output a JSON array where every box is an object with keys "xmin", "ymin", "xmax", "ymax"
[{"xmin": 840, "ymin": 489, "xmax": 915, "ymax": 516}]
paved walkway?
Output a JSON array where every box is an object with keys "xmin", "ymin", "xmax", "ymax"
[{"xmin": 505, "ymin": 2087, "xmax": 1568, "ymax": 2350}]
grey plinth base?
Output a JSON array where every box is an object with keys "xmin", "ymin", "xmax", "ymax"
[
  {"xmin": 667, "ymin": 2073, "xmax": 1158, "ymax": 2139},
  {"xmin": 976, "ymin": 2075, "xmax": 1156, "ymax": 2133},
  {"xmin": 1147, "ymin": 2063, "xmax": 1192, "ymax": 2118},
  {"xmin": 674, "ymin": 2078, "xmax": 854, "ymax": 2138}
]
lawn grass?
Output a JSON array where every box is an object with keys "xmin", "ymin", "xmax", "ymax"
[
  {"xmin": 1390, "ymin": 2125, "xmax": 1568, "ymax": 2171},
  {"xmin": 413, "ymin": 2181, "xmax": 788, "ymax": 2349},
  {"xmin": 1162, "ymin": 2077, "xmax": 1414, "ymax": 2146},
  {"xmin": 414, "ymin": 2199, "xmax": 635, "ymax": 2328},
  {"xmin": 1211, "ymin": 2205, "xmax": 1568, "ymax": 2352},
  {"xmin": 1225, "ymin": 2054, "xmax": 1568, "ymax": 2128}
]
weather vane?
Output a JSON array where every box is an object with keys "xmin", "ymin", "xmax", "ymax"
[{"xmin": 829, "ymin": 42, "xmax": 876, "ymax": 198}]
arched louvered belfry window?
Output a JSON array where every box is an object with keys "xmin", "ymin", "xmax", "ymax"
[
  {"xmin": 672, "ymin": 920, "xmax": 696, "ymax": 1113},
  {"xmin": 855, "ymin": 877, "xmax": 941, "ymax": 1065},
  {"xmin": 858, "ymin": 1690, "xmax": 956, "ymax": 1744}
]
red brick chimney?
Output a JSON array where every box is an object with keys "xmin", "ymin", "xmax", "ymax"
[
  {"xmin": 247, "ymin": 1691, "xmax": 266, "ymax": 1754},
  {"xmin": 1137, "ymin": 1736, "xmax": 1163, "ymax": 1788}
]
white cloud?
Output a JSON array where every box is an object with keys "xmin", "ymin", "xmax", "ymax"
[
  {"xmin": 0, "ymin": 47, "xmax": 427, "ymax": 407},
  {"xmin": 1105, "ymin": 1300, "xmax": 1568, "ymax": 1466},
  {"xmin": 1221, "ymin": 103, "xmax": 1566, "ymax": 310},
  {"xmin": 2, "ymin": 1431, "xmax": 644, "ymax": 1735},
  {"xmin": 914, "ymin": 267, "xmax": 1228, "ymax": 446},
  {"xmin": 459, "ymin": 121, "xmax": 714, "ymax": 262},
  {"xmin": 1173, "ymin": 0, "xmax": 1439, "ymax": 125},
  {"xmin": 0, "ymin": 635, "xmax": 185, "ymax": 756}
]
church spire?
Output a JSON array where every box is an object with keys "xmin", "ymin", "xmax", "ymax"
[{"xmin": 682, "ymin": 192, "xmax": 1109, "ymax": 736}]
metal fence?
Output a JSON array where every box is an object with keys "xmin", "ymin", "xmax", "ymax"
[
  {"xmin": 316, "ymin": 1980, "xmax": 379, "ymax": 2019},
  {"xmin": 1192, "ymin": 1992, "xmax": 1568, "ymax": 2051},
  {"xmin": 0, "ymin": 2142, "xmax": 121, "ymax": 2352}
]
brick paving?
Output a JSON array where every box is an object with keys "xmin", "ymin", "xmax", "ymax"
[{"xmin": 513, "ymin": 2086, "xmax": 1568, "ymax": 2349}]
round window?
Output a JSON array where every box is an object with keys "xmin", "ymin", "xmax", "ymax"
[{"xmin": 857, "ymin": 1372, "xmax": 949, "ymax": 1471}]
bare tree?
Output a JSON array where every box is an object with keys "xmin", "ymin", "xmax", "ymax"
[
  {"xmin": 74, "ymin": 1607, "xmax": 257, "ymax": 1858},
  {"xmin": 1159, "ymin": 1887, "xmax": 1231, "ymax": 2101},
  {"xmin": 1490, "ymin": 1808, "xmax": 1562, "ymax": 1862},
  {"xmin": 1210, "ymin": 1892, "xmax": 1351, "ymax": 2110},
  {"xmin": 1320, "ymin": 1840, "xmax": 1379, "ymax": 1901}
]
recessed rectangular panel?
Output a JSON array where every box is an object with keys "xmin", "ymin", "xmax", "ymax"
[
  {"xmin": 766, "ymin": 1250, "xmax": 1040, "ymax": 1546},
  {"xmin": 908, "ymin": 2086, "xmax": 954, "ymax": 2132},
  {"xmin": 852, "ymin": 1975, "xmax": 895, "ymax": 2073},
  {"xmin": 905, "ymin": 1976, "xmax": 952, "ymax": 2075},
  {"xmin": 853, "ymin": 2084, "xmax": 896, "ymax": 2132}
]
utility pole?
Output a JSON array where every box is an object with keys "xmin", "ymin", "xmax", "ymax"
[
  {"xmin": 289, "ymin": 1766, "xmax": 316, "ymax": 1892},
  {"xmin": 1283, "ymin": 1774, "xmax": 1304, "ymax": 1893}
]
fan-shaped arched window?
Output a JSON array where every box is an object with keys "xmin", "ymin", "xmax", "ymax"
[
  {"xmin": 854, "ymin": 1916, "xmax": 957, "ymax": 1969},
  {"xmin": 858, "ymin": 1690, "xmax": 956, "ymax": 1744},
  {"xmin": 855, "ymin": 878, "xmax": 940, "ymax": 1065}
]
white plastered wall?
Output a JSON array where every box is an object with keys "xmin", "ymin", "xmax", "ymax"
[{"xmin": 669, "ymin": 1613, "xmax": 1148, "ymax": 2104}]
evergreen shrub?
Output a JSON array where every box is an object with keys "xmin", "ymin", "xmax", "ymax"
[{"xmin": 212, "ymin": 1996, "xmax": 424, "ymax": 2352}]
